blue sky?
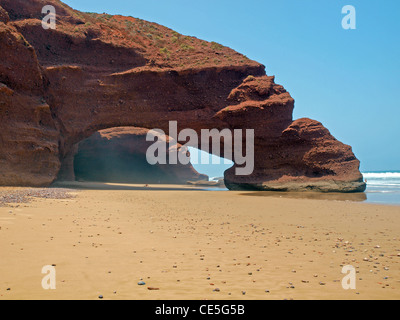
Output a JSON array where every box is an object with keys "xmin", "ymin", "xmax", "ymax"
[{"xmin": 63, "ymin": 0, "xmax": 400, "ymax": 175}]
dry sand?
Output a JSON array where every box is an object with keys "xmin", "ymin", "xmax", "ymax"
[{"xmin": 0, "ymin": 182, "xmax": 399, "ymax": 300}]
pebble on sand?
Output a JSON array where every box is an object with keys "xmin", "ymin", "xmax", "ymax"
[
  {"xmin": 0, "ymin": 188, "xmax": 75, "ymax": 207},
  {"xmin": 138, "ymin": 281, "xmax": 146, "ymax": 286}
]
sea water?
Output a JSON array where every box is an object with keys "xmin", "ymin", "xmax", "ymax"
[
  {"xmin": 209, "ymin": 171, "xmax": 400, "ymax": 206},
  {"xmin": 363, "ymin": 172, "xmax": 400, "ymax": 205}
]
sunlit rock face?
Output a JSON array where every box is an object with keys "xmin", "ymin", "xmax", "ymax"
[{"xmin": 0, "ymin": 0, "xmax": 365, "ymax": 192}]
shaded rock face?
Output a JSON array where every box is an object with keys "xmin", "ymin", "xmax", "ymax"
[
  {"xmin": 0, "ymin": 5, "xmax": 8, "ymax": 23},
  {"xmin": 71, "ymin": 127, "xmax": 208, "ymax": 184},
  {"xmin": 0, "ymin": 0, "xmax": 365, "ymax": 192},
  {"xmin": 0, "ymin": 19, "xmax": 60, "ymax": 187}
]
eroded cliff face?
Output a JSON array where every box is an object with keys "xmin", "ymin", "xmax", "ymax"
[
  {"xmin": 224, "ymin": 118, "xmax": 365, "ymax": 192},
  {"xmin": 0, "ymin": 20, "xmax": 60, "ymax": 186},
  {"xmin": 0, "ymin": 0, "xmax": 365, "ymax": 192}
]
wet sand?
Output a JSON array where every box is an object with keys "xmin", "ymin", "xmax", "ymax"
[{"xmin": 0, "ymin": 182, "xmax": 399, "ymax": 300}]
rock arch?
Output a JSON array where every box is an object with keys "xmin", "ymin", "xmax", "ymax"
[{"xmin": 0, "ymin": 0, "xmax": 365, "ymax": 192}]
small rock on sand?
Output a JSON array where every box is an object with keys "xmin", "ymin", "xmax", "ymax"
[{"xmin": 0, "ymin": 188, "xmax": 75, "ymax": 207}]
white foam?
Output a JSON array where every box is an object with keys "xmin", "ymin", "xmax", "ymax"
[{"xmin": 363, "ymin": 172, "xmax": 400, "ymax": 179}]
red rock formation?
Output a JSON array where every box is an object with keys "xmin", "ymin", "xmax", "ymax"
[
  {"xmin": 0, "ymin": 20, "xmax": 60, "ymax": 186},
  {"xmin": 225, "ymin": 118, "xmax": 365, "ymax": 192},
  {"xmin": 0, "ymin": 0, "xmax": 365, "ymax": 192},
  {"xmin": 0, "ymin": 5, "xmax": 8, "ymax": 23},
  {"xmin": 72, "ymin": 127, "xmax": 208, "ymax": 184}
]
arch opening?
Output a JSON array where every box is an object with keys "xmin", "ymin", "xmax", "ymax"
[
  {"xmin": 57, "ymin": 126, "xmax": 235, "ymax": 186},
  {"xmin": 187, "ymin": 147, "xmax": 234, "ymax": 181}
]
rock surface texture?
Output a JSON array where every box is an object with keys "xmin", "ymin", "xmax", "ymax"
[{"xmin": 0, "ymin": 0, "xmax": 365, "ymax": 192}]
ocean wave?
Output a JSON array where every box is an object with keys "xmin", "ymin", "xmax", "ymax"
[
  {"xmin": 366, "ymin": 190, "xmax": 396, "ymax": 194},
  {"xmin": 363, "ymin": 172, "xmax": 400, "ymax": 179},
  {"xmin": 367, "ymin": 182, "xmax": 400, "ymax": 189}
]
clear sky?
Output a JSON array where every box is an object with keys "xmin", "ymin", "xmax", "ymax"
[{"xmin": 63, "ymin": 0, "xmax": 400, "ymax": 174}]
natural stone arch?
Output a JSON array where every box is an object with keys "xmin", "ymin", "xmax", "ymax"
[{"xmin": 0, "ymin": 0, "xmax": 366, "ymax": 192}]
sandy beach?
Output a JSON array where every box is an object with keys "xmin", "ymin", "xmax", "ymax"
[{"xmin": 0, "ymin": 183, "xmax": 399, "ymax": 300}]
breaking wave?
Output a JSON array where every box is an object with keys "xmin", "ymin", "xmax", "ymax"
[
  {"xmin": 362, "ymin": 171, "xmax": 400, "ymax": 205},
  {"xmin": 363, "ymin": 172, "xmax": 400, "ymax": 179}
]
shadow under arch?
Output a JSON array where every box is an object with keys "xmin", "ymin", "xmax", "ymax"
[{"xmin": 57, "ymin": 126, "xmax": 218, "ymax": 185}]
